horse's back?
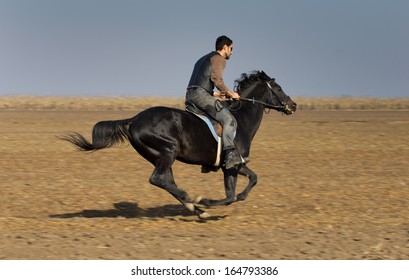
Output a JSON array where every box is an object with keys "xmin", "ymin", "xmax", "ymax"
[
  {"xmin": 129, "ymin": 106, "xmax": 218, "ymax": 165},
  {"xmin": 132, "ymin": 106, "xmax": 190, "ymax": 127}
]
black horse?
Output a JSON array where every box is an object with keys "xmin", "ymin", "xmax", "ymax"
[{"xmin": 61, "ymin": 71, "xmax": 297, "ymax": 218}]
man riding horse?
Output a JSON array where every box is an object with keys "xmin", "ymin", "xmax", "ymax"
[
  {"xmin": 61, "ymin": 36, "xmax": 297, "ymax": 218},
  {"xmin": 186, "ymin": 35, "xmax": 248, "ymax": 170}
]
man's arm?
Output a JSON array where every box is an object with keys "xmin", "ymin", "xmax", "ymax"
[
  {"xmin": 210, "ymin": 55, "xmax": 230, "ymax": 93},
  {"xmin": 210, "ymin": 55, "xmax": 240, "ymax": 99}
]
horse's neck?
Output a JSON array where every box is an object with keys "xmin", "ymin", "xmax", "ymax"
[{"xmin": 234, "ymin": 84, "xmax": 266, "ymax": 142}]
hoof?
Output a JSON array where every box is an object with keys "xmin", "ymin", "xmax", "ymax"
[
  {"xmin": 194, "ymin": 195, "xmax": 203, "ymax": 204},
  {"xmin": 236, "ymin": 194, "xmax": 245, "ymax": 201},
  {"xmin": 184, "ymin": 202, "xmax": 195, "ymax": 212},
  {"xmin": 199, "ymin": 212, "xmax": 211, "ymax": 219}
]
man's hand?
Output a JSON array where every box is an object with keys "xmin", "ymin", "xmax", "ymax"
[
  {"xmin": 229, "ymin": 91, "xmax": 240, "ymax": 100},
  {"xmin": 214, "ymin": 91, "xmax": 240, "ymax": 100},
  {"xmin": 213, "ymin": 91, "xmax": 226, "ymax": 99}
]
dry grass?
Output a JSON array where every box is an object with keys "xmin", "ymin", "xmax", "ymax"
[
  {"xmin": 295, "ymin": 97, "xmax": 409, "ymax": 110},
  {"xmin": 0, "ymin": 96, "xmax": 185, "ymax": 111},
  {"xmin": 0, "ymin": 96, "xmax": 408, "ymax": 111}
]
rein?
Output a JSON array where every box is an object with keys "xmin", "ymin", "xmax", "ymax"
[
  {"xmin": 240, "ymin": 97, "xmax": 286, "ymax": 110},
  {"xmin": 216, "ymin": 80, "xmax": 292, "ymax": 114},
  {"xmin": 233, "ymin": 81, "xmax": 289, "ymax": 112}
]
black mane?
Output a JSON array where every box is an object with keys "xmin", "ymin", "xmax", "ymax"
[{"xmin": 234, "ymin": 71, "xmax": 273, "ymax": 93}]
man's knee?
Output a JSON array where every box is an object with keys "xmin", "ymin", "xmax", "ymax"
[
  {"xmin": 218, "ymin": 108, "xmax": 233, "ymax": 121},
  {"xmin": 223, "ymin": 115, "xmax": 237, "ymax": 131}
]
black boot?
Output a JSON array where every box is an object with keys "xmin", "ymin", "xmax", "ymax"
[{"xmin": 224, "ymin": 149, "xmax": 245, "ymax": 169}]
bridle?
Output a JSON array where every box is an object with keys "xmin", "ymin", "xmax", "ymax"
[{"xmin": 239, "ymin": 80, "xmax": 292, "ymax": 113}]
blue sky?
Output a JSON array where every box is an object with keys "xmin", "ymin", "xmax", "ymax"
[{"xmin": 0, "ymin": 0, "xmax": 408, "ymax": 97}]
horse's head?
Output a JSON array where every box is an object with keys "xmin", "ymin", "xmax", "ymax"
[
  {"xmin": 264, "ymin": 75, "xmax": 297, "ymax": 115},
  {"xmin": 235, "ymin": 71, "xmax": 297, "ymax": 115}
]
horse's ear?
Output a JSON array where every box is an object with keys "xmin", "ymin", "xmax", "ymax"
[{"xmin": 259, "ymin": 71, "xmax": 271, "ymax": 80}]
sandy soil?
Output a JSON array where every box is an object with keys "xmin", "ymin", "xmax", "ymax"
[{"xmin": 1, "ymin": 108, "xmax": 408, "ymax": 259}]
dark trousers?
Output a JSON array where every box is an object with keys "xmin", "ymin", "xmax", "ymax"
[{"xmin": 186, "ymin": 87, "xmax": 237, "ymax": 150}]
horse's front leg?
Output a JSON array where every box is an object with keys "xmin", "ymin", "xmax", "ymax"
[
  {"xmin": 198, "ymin": 168, "xmax": 238, "ymax": 207},
  {"xmin": 236, "ymin": 165, "xmax": 258, "ymax": 201}
]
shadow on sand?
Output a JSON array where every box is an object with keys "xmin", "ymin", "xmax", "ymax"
[{"xmin": 49, "ymin": 202, "xmax": 227, "ymax": 222}]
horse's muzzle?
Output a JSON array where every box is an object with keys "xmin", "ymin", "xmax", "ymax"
[{"xmin": 282, "ymin": 102, "xmax": 297, "ymax": 115}]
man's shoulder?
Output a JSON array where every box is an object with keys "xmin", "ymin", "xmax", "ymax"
[
  {"xmin": 196, "ymin": 51, "xmax": 217, "ymax": 61},
  {"xmin": 210, "ymin": 51, "xmax": 222, "ymax": 57},
  {"xmin": 201, "ymin": 51, "xmax": 221, "ymax": 59},
  {"xmin": 210, "ymin": 52, "xmax": 226, "ymax": 65}
]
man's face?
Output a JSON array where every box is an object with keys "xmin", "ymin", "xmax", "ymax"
[{"xmin": 224, "ymin": 44, "xmax": 233, "ymax": 60}]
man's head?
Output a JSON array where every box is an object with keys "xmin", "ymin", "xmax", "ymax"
[{"xmin": 216, "ymin": 35, "xmax": 233, "ymax": 60}]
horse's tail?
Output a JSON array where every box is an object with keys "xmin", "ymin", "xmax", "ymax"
[{"xmin": 61, "ymin": 118, "xmax": 133, "ymax": 151}]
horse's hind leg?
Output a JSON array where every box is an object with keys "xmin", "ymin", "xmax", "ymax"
[{"xmin": 149, "ymin": 160, "xmax": 209, "ymax": 218}]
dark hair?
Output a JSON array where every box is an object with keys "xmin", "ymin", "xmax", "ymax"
[{"xmin": 215, "ymin": 35, "xmax": 233, "ymax": 51}]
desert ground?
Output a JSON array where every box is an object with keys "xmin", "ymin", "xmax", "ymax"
[{"xmin": 0, "ymin": 97, "xmax": 408, "ymax": 259}]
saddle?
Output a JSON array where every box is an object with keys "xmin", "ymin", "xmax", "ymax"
[{"xmin": 185, "ymin": 101, "xmax": 223, "ymax": 170}]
